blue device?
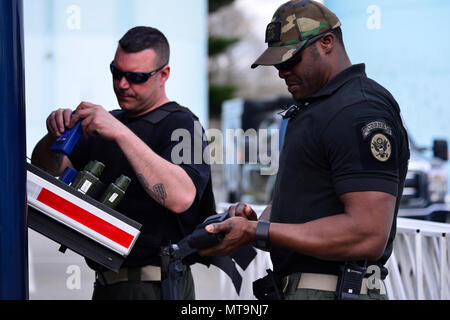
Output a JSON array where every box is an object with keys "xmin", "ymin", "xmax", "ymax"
[
  {"xmin": 59, "ymin": 166, "xmax": 78, "ymax": 185},
  {"xmin": 51, "ymin": 120, "xmax": 82, "ymax": 155}
]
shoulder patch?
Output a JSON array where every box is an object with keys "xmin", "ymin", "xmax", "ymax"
[
  {"xmin": 370, "ymin": 133, "xmax": 392, "ymax": 162},
  {"xmin": 361, "ymin": 121, "xmax": 392, "ymax": 139}
]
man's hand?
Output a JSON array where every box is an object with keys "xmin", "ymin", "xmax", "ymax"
[
  {"xmin": 196, "ymin": 203, "xmax": 271, "ymax": 256},
  {"xmin": 197, "ymin": 202, "xmax": 259, "ymax": 256},
  {"xmin": 228, "ymin": 202, "xmax": 258, "ymax": 221},
  {"xmin": 70, "ymin": 102, "xmax": 128, "ymax": 140},
  {"xmin": 46, "ymin": 108, "xmax": 73, "ymax": 138},
  {"xmin": 32, "ymin": 107, "xmax": 75, "ymax": 176},
  {"xmin": 197, "ymin": 216, "xmax": 257, "ymax": 256}
]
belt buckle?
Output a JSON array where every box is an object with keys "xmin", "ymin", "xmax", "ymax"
[{"xmin": 140, "ymin": 265, "xmax": 162, "ymax": 282}]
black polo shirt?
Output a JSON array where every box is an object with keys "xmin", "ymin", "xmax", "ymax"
[{"xmin": 270, "ymin": 64, "xmax": 410, "ymax": 277}]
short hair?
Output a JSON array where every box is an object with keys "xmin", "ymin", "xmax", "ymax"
[{"xmin": 119, "ymin": 26, "xmax": 170, "ymax": 67}]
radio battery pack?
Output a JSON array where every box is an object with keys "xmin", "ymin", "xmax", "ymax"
[
  {"xmin": 336, "ymin": 261, "xmax": 367, "ymax": 300},
  {"xmin": 51, "ymin": 119, "xmax": 82, "ymax": 155}
]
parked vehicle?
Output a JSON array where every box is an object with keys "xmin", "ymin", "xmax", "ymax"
[{"xmin": 222, "ymin": 97, "xmax": 450, "ymax": 222}]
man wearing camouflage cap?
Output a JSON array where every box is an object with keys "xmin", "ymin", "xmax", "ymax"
[{"xmin": 200, "ymin": 0, "xmax": 410, "ymax": 300}]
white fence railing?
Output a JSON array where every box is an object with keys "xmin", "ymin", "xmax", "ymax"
[
  {"xmin": 385, "ymin": 218, "xmax": 450, "ymax": 299},
  {"xmin": 217, "ymin": 203, "xmax": 450, "ymax": 300}
]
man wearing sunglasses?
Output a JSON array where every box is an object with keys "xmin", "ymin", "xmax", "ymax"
[
  {"xmin": 32, "ymin": 26, "xmax": 215, "ymax": 300},
  {"xmin": 200, "ymin": 0, "xmax": 410, "ymax": 300}
]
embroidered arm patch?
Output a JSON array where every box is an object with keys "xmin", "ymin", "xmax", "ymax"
[{"xmin": 357, "ymin": 119, "xmax": 397, "ymax": 171}]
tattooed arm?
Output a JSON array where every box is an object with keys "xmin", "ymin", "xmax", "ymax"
[
  {"xmin": 137, "ymin": 175, "xmax": 168, "ymax": 207},
  {"xmin": 121, "ymin": 131, "xmax": 196, "ymax": 213}
]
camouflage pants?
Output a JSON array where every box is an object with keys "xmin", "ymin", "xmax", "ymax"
[
  {"xmin": 92, "ymin": 266, "xmax": 195, "ymax": 300},
  {"xmin": 282, "ymin": 272, "xmax": 388, "ymax": 300}
]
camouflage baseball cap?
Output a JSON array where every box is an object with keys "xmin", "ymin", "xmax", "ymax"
[{"xmin": 251, "ymin": 0, "xmax": 341, "ymax": 69}]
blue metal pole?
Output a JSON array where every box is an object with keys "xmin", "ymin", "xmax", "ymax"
[{"xmin": 0, "ymin": 0, "xmax": 28, "ymax": 299}]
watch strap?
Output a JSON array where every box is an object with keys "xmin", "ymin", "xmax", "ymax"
[{"xmin": 255, "ymin": 220, "xmax": 271, "ymax": 250}]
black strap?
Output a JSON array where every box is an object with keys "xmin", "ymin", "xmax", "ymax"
[
  {"xmin": 163, "ymin": 238, "xmax": 257, "ymax": 297},
  {"xmin": 255, "ymin": 220, "xmax": 271, "ymax": 250},
  {"xmin": 111, "ymin": 102, "xmax": 197, "ymax": 124},
  {"xmin": 210, "ymin": 256, "xmax": 243, "ymax": 294},
  {"xmin": 141, "ymin": 103, "xmax": 199, "ymax": 124},
  {"xmin": 230, "ymin": 245, "xmax": 257, "ymax": 270}
]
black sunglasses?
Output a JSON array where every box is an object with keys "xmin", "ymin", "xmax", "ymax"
[
  {"xmin": 274, "ymin": 31, "xmax": 334, "ymax": 72},
  {"xmin": 110, "ymin": 61, "xmax": 166, "ymax": 84}
]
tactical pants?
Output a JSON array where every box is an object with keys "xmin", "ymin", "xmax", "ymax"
[
  {"xmin": 92, "ymin": 266, "xmax": 195, "ymax": 300},
  {"xmin": 282, "ymin": 272, "xmax": 388, "ymax": 300}
]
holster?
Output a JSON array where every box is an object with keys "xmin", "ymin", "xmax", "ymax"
[
  {"xmin": 160, "ymin": 245, "xmax": 185, "ymax": 300},
  {"xmin": 252, "ymin": 269, "xmax": 284, "ymax": 300}
]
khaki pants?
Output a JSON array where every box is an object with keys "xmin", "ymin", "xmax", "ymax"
[
  {"xmin": 282, "ymin": 272, "xmax": 388, "ymax": 300},
  {"xmin": 92, "ymin": 266, "xmax": 195, "ymax": 300}
]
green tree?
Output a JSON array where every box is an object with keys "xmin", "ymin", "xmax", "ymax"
[
  {"xmin": 208, "ymin": 0, "xmax": 239, "ymax": 118},
  {"xmin": 208, "ymin": 0, "xmax": 234, "ymax": 13}
]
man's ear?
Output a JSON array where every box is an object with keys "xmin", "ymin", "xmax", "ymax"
[
  {"xmin": 159, "ymin": 65, "xmax": 170, "ymax": 87},
  {"xmin": 319, "ymin": 33, "xmax": 336, "ymax": 55}
]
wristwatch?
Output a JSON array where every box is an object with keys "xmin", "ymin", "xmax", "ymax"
[{"xmin": 254, "ymin": 220, "xmax": 271, "ymax": 251}]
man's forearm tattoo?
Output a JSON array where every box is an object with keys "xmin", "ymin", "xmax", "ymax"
[
  {"xmin": 152, "ymin": 183, "xmax": 167, "ymax": 205},
  {"xmin": 137, "ymin": 174, "xmax": 168, "ymax": 206}
]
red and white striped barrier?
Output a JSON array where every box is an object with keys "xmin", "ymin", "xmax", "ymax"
[{"xmin": 27, "ymin": 167, "xmax": 140, "ymax": 257}]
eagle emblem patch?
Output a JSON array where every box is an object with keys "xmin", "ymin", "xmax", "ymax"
[{"xmin": 370, "ymin": 133, "xmax": 391, "ymax": 162}]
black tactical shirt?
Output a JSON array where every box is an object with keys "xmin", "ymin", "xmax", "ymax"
[
  {"xmin": 270, "ymin": 64, "xmax": 410, "ymax": 277},
  {"xmin": 70, "ymin": 102, "xmax": 213, "ymax": 268}
]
